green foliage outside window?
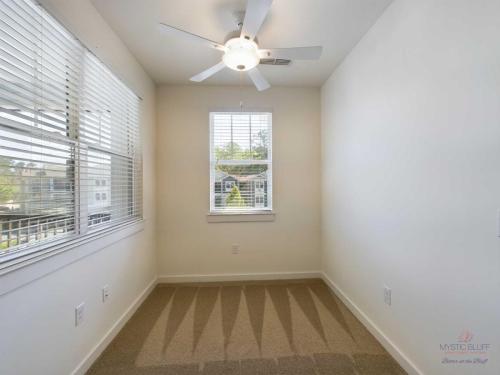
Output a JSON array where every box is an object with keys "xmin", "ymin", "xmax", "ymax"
[
  {"xmin": 0, "ymin": 157, "xmax": 20, "ymax": 204},
  {"xmin": 214, "ymin": 130, "xmax": 268, "ymax": 175},
  {"xmin": 225, "ymin": 185, "xmax": 246, "ymax": 207}
]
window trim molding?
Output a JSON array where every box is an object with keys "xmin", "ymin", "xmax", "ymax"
[
  {"xmin": 207, "ymin": 211, "xmax": 275, "ymax": 223},
  {"xmin": 209, "ymin": 110, "xmax": 273, "ymax": 215},
  {"xmin": 0, "ymin": 218, "xmax": 144, "ymax": 296}
]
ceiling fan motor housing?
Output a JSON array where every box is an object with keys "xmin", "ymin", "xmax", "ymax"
[{"xmin": 224, "ymin": 30, "xmax": 259, "ymax": 45}]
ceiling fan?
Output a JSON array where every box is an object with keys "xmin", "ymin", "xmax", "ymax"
[{"xmin": 158, "ymin": 0, "xmax": 322, "ymax": 91}]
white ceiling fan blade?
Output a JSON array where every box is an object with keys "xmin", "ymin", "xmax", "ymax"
[
  {"xmin": 259, "ymin": 46, "xmax": 323, "ymax": 60},
  {"xmin": 240, "ymin": 0, "xmax": 273, "ymax": 41},
  {"xmin": 190, "ymin": 61, "xmax": 226, "ymax": 82},
  {"xmin": 247, "ymin": 67, "xmax": 270, "ymax": 91},
  {"xmin": 158, "ymin": 22, "xmax": 225, "ymax": 51}
]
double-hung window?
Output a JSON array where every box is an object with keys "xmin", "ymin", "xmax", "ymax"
[
  {"xmin": 0, "ymin": 0, "xmax": 142, "ymax": 262},
  {"xmin": 210, "ymin": 112, "xmax": 272, "ymax": 213}
]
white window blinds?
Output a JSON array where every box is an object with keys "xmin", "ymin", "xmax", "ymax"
[
  {"xmin": 79, "ymin": 52, "xmax": 142, "ymax": 229},
  {"xmin": 0, "ymin": 0, "xmax": 142, "ymax": 261},
  {"xmin": 210, "ymin": 112, "xmax": 272, "ymax": 212}
]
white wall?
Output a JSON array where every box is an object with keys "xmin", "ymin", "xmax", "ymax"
[
  {"xmin": 321, "ymin": 1, "xmax": 500, "ymax": 374},
  {"xmin": 0, "ymin": 1, "xmax": 157, "ymax": 374},
  {"xmin": 156, "ymin": 85, "xmax": 321, "ymax": 278}
]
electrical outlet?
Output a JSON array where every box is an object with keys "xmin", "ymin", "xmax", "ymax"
[
  {"xmin": 75, "ymin": 302, "xmax": 85, "ymax": 326},
  {"xmin": 231, "ymin": 244, "xmax": 240, "ymax": 254},
  {"xmin": 384, "ymin": 286, "xmax": 392, "ymax": 306},
  {"xmin": 102, "ymin": 285, "xmax": 110, "ymax": 303}
]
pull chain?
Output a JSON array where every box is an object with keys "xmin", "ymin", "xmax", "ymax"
[{"xmin": 239, "ymin": 71, "xmax": 244, "ymax": 112}]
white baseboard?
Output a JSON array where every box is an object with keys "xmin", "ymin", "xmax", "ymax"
[
  {"xmin": 71, "ymin": 277, "xmax": 157, "ymax": 375},
  {"xmin": 320, "ymin": 272, "xmax": 423, "ymax": 375},
  {"xmin": 70, "ymin": 272, "xmax": 421, "ymax": 375},
  {"xmin": 158, "ymin": 271, "xmax": 322, "ymax": 283}
]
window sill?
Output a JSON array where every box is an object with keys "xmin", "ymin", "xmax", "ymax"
[
  {"xmin": 207, "ymin": 211, "xmax": 275, "ymax": 223},
  {"xmin": 0, "ymin": 219, "xmax": 145, "ymax": 296}
]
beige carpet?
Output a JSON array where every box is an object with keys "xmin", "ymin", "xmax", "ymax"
[{"xmin": 88, "ymin": 279, "xmax": 406, "ymax": 374}]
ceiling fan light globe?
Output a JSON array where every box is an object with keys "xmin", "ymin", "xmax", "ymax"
[{"xmin": 223, "ymin": 37, "xmax": 259, "ymax": 72}]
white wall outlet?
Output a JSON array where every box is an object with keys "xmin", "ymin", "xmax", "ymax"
[
  {"xmin": 384, "ymin": 286, "xmax": 392, "ymax": 306},
  {"xmin": 102, "ymin": 285, "xmax": 110, "ymax": 303},
  {"xmin": 75, "ymin": 302, "xmax": 85, "ymax": 326},
  {"xmin": 231, "ymin": 244, "xmax": 240, "ymax": 254}
]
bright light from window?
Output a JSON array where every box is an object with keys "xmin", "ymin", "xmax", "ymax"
[{"xmin": 210, "ymin": 112, "xmax": 272, "ymax": 213}]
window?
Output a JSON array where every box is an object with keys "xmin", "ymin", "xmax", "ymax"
[
  {"xmin": 0, "ymin": 0, "xmax": 142, "ymax": 261},
  {"xmin": 210, "ymin": 112, "xmax": 272, "ymax": 213},
  {"xmin": 255, "ymin": 179, "xmax": 265, "ymax": 191},
  {"xmin": 224, "ymin": 180, "xmax": 236, "ymax": 192}
]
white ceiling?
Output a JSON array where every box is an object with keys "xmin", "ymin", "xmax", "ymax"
[{"xmin": 91, "ymin": 0, "xmax": 392, "ymax": 87}]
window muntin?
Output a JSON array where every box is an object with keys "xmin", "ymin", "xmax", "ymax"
[
  {"xmin": 210, "ymin": 112, "xmax": 272, "ymax": 213},
  {"xmin": 0, "ymin": 0, "xmax": 142, "ymax": 260}
]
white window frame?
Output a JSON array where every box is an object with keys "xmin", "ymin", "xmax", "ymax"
[
  {"xmin": 0, "ymin": 0, "xmax": 143, "ymax": 271},
  {"xmin": 209, "ymin": 111, "xmax": 273, "ymax": 215}
]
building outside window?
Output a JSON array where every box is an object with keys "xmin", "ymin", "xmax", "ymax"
[{"xmin": 224, "ymin": 180, "xmax": 236, "ymax": 192}]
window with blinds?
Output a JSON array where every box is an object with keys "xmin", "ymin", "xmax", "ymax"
[
  {"xmin": 210, "ymin": 112, "xmax": 272, "ymax": 213},
  {"xmin": 0, "ymin": 0, "xmax": 142, "ymax": 261}
]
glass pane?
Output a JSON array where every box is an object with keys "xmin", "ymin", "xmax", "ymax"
[
  {"xmin": 86, "ymin": 150, "xmax": 134, "ymax": 228},
  {"xmin": 213, "ymin": 163, "xmax": 270, "ymax": 210},
  {"xmin": 213, "ymin": 113, "xmax": 270, "ymax": 161},
  {"xmin": 86, "ymin": 150, "xmax": 111, "ymax": 227},
  {"xmin": 0, "ymin": 144, "xmax": 75, "ymax": 252}
]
